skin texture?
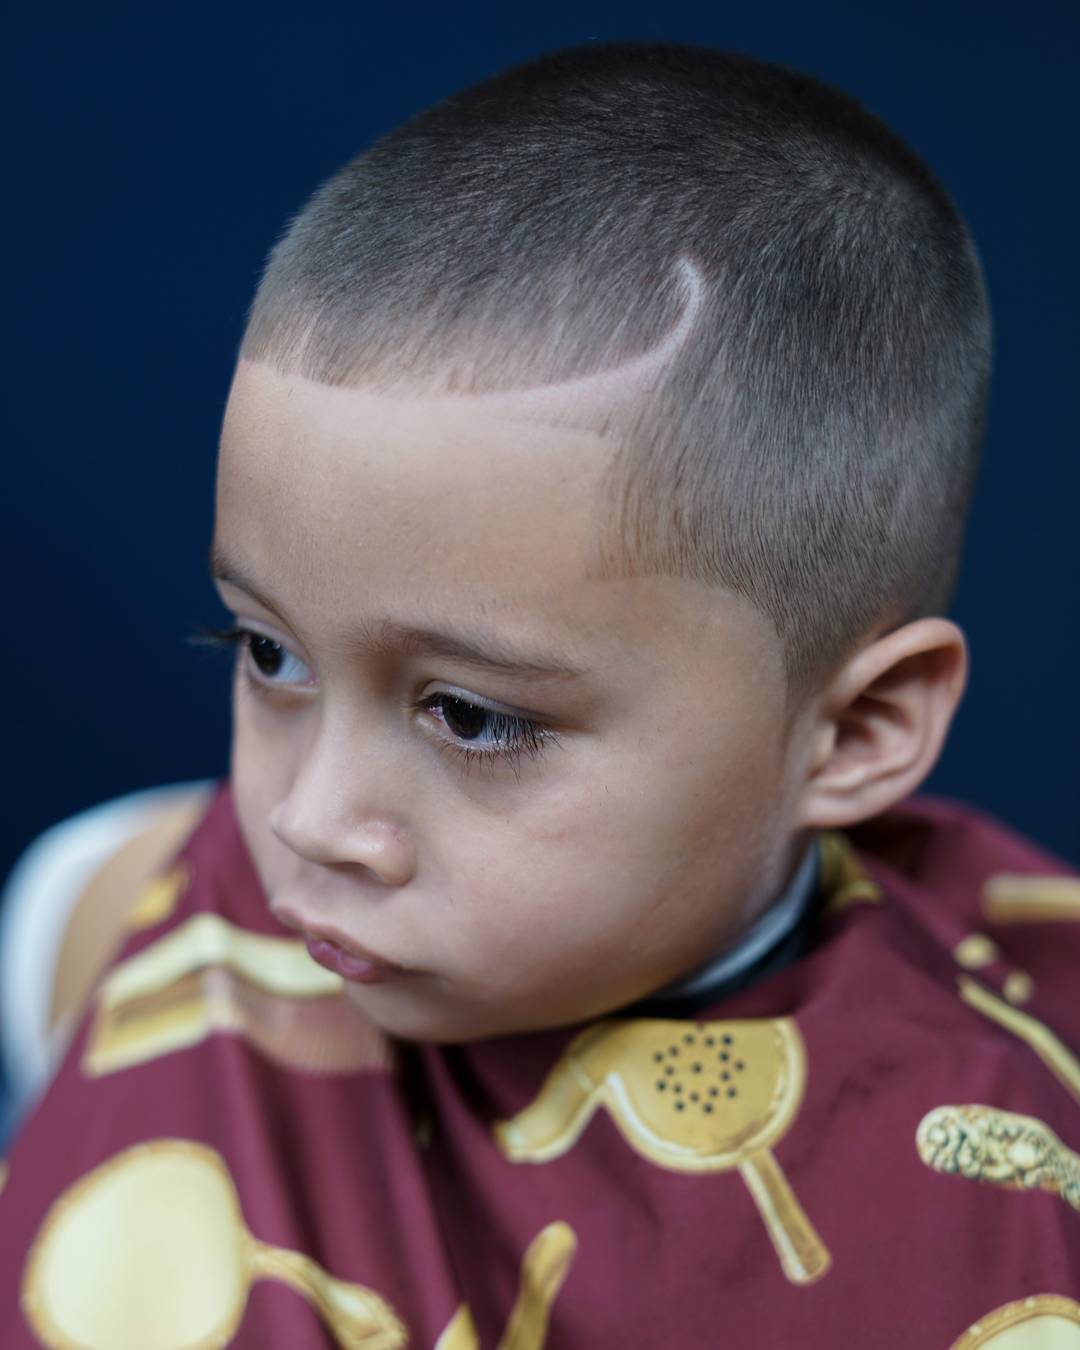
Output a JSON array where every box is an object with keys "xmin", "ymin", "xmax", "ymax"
[{"xmin": 212, "ymin": 358, "xmax": 968, "ymax": 1043}]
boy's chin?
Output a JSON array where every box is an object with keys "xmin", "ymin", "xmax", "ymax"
[{"xmin": 340, "ymin": 978, "xmax": 632, "ymax": 1045}]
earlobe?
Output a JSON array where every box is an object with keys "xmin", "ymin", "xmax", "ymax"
[{"xmin": 793, "ymin": 618, "xmax": 969, "ymax": 831}]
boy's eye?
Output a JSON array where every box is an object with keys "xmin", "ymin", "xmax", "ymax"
[
  {"xmin": 188, "ymin": 624, "xmax": 313, "ymax": 691},
  {"xmin": 434, "ymin": 695, "xmax": 490, "ymax": 741},
  {"xmin": 243, "ymin": 626, "xmax": 311, "ymax": 680},
  {"xmin": 418, "ymin": 692, "xmax": 550, "ymax": 765},
  {"xmin": 242, "ymin": 631, "xmax": 313, "ymax": 688},
  {"xmin": 189, "ymin": 624, "xmax": 555, "ymax": 770}
]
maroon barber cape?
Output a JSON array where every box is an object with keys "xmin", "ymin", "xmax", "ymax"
[{"xmin": 1, "ymin": 781, "xmax": 1078, "ymax": 1348}]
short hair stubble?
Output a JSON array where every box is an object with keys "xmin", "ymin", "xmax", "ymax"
[{"xmin": 239, "ymin": 40, "xmax": 993, "ymax": 706}]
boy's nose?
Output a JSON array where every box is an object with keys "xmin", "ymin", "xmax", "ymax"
[
  {"xmin": 269, "ymin": 804, "xmax": 416, "ymax": 889},
  {"xmin": 265, "ymin": 726, "xmax": 417, "ymax": 889}
]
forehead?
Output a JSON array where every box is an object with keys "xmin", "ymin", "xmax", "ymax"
[
  {"xmin": 218, "ymin": 358, "xmax": 610, "ymax": 585},
  {"xmin": 215, "ymin": 360, "xmax": 785, "ymax": 693}
]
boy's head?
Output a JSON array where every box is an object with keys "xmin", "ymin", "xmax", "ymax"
[{"xmin": 211, "ymin": 41, "xmax": 987, "ymax": 1041}]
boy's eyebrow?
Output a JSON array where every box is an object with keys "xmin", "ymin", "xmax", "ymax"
[{"xmin": 209, "ymin": 547, "xmax": 587, "ymax": 682}]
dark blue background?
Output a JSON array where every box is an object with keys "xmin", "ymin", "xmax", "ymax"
[{"xmin": 4, "ymin": 0, "xmax": 1078, "ymax": 893}]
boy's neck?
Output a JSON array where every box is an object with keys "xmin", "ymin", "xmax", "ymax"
[{"xmin": 631, "ymin": 835, "xmax": 822, "ymax": 1013}]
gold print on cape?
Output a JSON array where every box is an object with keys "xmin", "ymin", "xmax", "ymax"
[
  {"xmin": 494, "ymin": 1017, "xmax": 830, "ymax": 1286},
  {"xmin": 434, "ymin": 1222, "xmax": 577, "ymax": 1350},
  {"xmin": 949, "ymin": 1294, "xmax": 1080, "ymax": 1348},
  {"xmin": 21, "ymin": 1139, "xmax": 407, "ymax": 1350},
  {"xmin": 817, "ymin": 830, "xmax": 883, "ymax": 914},
  {"xmin": 1003, "ymin": 971, "xmax": 1036, "ymax": 1006},
  {"xmin": 982, "ymin": 874, "xmax": 1080, "ymax": 925},
  {"xmin": 916, "ymin": 1105, "xmax": 1080, "ymax": 1214},
  {"xmin": 953, "ymin": 934, "xmax": 1001, "ymax": 970},
  {"xmin": 952, "ymin": 938, "xmax": 1036, "ymax": 1006},
  {"xmin": 126, "ymin": 864, "xmax": 190, "ymax": 931},
  {"xmin": 957, "ymin": 976, "xmax": 1080, "ymax": 1108},
  {"xmin": 83, "ymin": 913, "xmax": 396, "ymax": 1078}
]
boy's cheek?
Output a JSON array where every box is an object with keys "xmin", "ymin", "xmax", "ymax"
[{"xmin": 459, "ymin": 842, "xmax": 727, "ymax": 978}]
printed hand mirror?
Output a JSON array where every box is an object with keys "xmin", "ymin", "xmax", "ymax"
[
  {"xmin": 21, "ymin": 1139, "xmax": 407, "ymax": 1350},
  {"xmin": 494, "ymin": 1017, "xmax": 830, "ymax": 1284}
]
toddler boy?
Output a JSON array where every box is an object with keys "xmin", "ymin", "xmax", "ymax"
[{"xmin": 2, "ymin": 40, "xmax": 1078, "ymax": 1348}]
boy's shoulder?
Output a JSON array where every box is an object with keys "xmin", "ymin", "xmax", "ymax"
[
  {"xmin": 851, "ymin": 790, "xmax": 1076, "ymax": 872},
  {"xmin": 833, "ymin": 791, "xmax": 1080, "ymax": 1052},
  {"xmin": 846, "ymin": 791, "xmax": 1078, "ymax": 928}
]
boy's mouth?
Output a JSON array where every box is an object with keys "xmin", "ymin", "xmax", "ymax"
[
  {"xmin": 276, "ymin": 906, "xmax": 411, "ymax": 984},
  {"xmin": 304, "ymin": 934, "xmax": 408, "ymax": 984}
]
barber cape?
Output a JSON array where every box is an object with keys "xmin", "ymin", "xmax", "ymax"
[{"xmin": 1, "ymin": 782, "xmax": 1079, "ymax": 1349}]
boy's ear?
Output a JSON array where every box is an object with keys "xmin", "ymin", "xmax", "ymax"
[{"xmin": 793, "ymin": 618, "xmax": 969, "ymax": 831}]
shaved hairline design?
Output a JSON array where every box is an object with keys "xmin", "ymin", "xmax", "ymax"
[{"xmin": 238, "ymin": 41, "xmax": 991, "ymax": 707}]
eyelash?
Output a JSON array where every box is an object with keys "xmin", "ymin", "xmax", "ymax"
[
  {"xmin": 418, "ymin": 694, "xmax": 551, "ymax": 776},
  {"xmin": 188, "ymin": 623, "xmax": 554, "ymax": 773}
]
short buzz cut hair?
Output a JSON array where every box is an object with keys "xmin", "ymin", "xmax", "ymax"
[{"xmin": 240, "ymin": 40, "xmax": 992, "ymax": 705}]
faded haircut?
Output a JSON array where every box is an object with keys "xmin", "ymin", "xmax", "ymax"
[{"xmin": 239, "ymin": 40, "xmax": 992, "ymax": 704}]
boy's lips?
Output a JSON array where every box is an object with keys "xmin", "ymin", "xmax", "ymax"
[{"xmin": 275, "ymin": 906, "xmax": 410, "ymax": 985}]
